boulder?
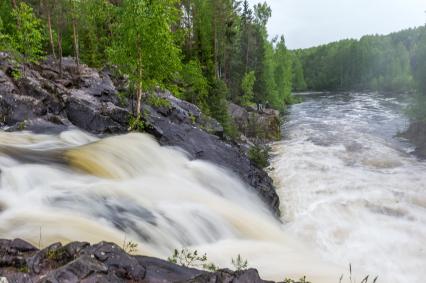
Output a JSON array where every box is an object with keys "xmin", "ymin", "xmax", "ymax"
[
  {"xmin": 0, "ymin": 239, "xmax": 278, "ymax": 283},
  {"xmin": 228, "ymin": 103, "xmax": 281, "ymax": 142}
]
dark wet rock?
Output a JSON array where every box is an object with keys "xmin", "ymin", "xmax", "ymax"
[
  {"xmin": 0, "ymin": 239, "xmax": 275, "ymax": 283},
  {"xmin": 66, "ymin": 90, "xmax": 129, "ymax": 134},
  {"xmin": 136, "ymin": 256, "xmax": 205, "ymax": 283},
  {"xmin": 40, "ymin": 255, "xmax": 109, "ymax": 283},
  {"xmin": 228, "ymin": 103, "xmax": 281, "ymax": 142},
  {"xmin": 401, "ymin": 121, "xmax": 426, "ymax": 159},
  {"xmin": 184, "ymin": 268, "xmax": 269, "ymax": 283}
]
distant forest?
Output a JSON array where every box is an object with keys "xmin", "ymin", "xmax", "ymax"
[{"xmin": 293, "ymin": 26, "xmax": 426, "ymax": 94}]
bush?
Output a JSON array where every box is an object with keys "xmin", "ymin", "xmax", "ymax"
[
  {"xmin": 231, "ymin": 254, "xmax": 248, "ymax": 271},
  {"xmin": 168, "ymin": 248, "xmax": 218, "ymax": 271},
  {"xmin": 248, "ymin": 144, "xmax": 270, "ymax": 168},
  {"xmin": 128, "ymin": 115, "xmax": 145, "ymax": 132}
]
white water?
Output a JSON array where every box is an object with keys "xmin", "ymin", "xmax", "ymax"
[
  {"xmin": 271, "ymin": 92, "xmax": 426, "ymax": 283},
  {"xmin": 0, "ymin": 130, "xmax": 339, "ymax": 282}
]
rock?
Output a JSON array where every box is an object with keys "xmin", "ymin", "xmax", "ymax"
[
  {"xmin": 79, "ymin": 242, "xmax": 146, "ymax": 281},
  {"xmin": 228, "ymin": 103, "xmax": 281, "ymax": 142},
  {"xmin": 40, "ymin": 255, "xmax": 108, "ymax": 283},
  {"xmin": 136, "ymin": 256, "xmax": 206, "ymax": 283},
  {"xmin": 185, "ymin": 268, "xmax": 269, "ymax": 283},
  {"xmin": 401, "ymin": 121, "xmax": 426, "ymax": 158},
  {"xmin": 0, "ymin": 239, "xmax": 278, "ymax": 283},
  {"xmin": 66, "ymin": 90, "xmax": 129, "ymax": 134}
]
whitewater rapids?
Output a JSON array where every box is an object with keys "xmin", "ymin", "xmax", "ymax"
[
  {"xmin": 271, "ymin": 92, "xmax": 426, "ymax": 283},
  {"xmin": 0, "ymin": 129, "xmax": 339, "ymax": 282}
]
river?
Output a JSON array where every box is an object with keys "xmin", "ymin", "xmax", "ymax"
[
  {"xmin": 271, "ymin": 92, "xmax": 426, "ymax": 283},
  {"xmin": 0, "ymin": 92, "xmax": 424, "ymax": 283}
]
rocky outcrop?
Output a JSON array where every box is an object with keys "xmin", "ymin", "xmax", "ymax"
[
  {"xmin": 228, "ymin": 103, "xmax": 281, "ymax": 143},
  {"xmin": 0, "ymin": 54, "xmax": 280, "ymax": 216},
  {"xmin": 401, "ymin": 121, "xmax": 426, "ymax": 158},
  {"xmin": 0, "ymin": 239, "xmax": 273, "ymax": 283}
]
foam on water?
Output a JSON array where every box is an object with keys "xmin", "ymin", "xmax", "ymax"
[
  {"xmin": 0, "ymin": 130, "xmax": 339, "ymax": 282},
  {"xmin": 271, "ymin": 92, "xmax": 426, "ymax": 283}
]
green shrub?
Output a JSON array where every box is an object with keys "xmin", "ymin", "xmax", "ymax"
[
  {"xmin": 123, "ymin": 240, "xmax": 138, "ymax": 254},
  {"xmin": 168, "ymin": 248, "xmax": 218, "ymax": 271},
  {"xmin": 231, "ymin": 254, "xmax": 248, "ymax": 271},
  {"xmin": 146, "ymin": 93, "xmax": 172, "ymax": 108},
  {"xmin": 248, "ymin": 144, "xmax": 270, "ymax": 168},
  {"xmin": 128, "ymin": 115, "xmax": 145, "ymax": 132}
]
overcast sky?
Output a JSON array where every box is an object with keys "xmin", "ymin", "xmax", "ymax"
[{"xmin": 248, "ymin": 0, "xmax": 426, "ymax": 49}]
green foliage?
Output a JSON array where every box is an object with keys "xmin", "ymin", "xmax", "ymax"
[
  {"xmin": 47, "ymin": 247, "xmax": 67, "ymax": 261},
  {"xmin": 180, "ymin": 59, "xmax": 209, "ymax": 113},
  {"xmin": 108, "ymin": 0, "xmax": 181, "ymax": 116},
  {"xmin": 77, "ymin": 0, "xmax": 116, "ymax": 67},
  {"xmin": 168, "ymin": 248, "xmax": 204, "ymax": 267},
  {"xmin": 10, "ymin": 3, "xmax": 45, "ymax": 64},
  {"xmin": 407, "ymin": 93, "xmax": 426, "ymax": 122},
  {"xmin": 206, "ymin": 78, "xmax": 239, "ymax": 138},
  {"xmin": 123, "ymin": 240, "xmax": 138, "ymax": 254},
  {"xmin": 248, "ymin": 144, "xmax": 270, "ymax": 168},
  {"xmin": 294, "ymin": 27, "xmax": 426, "ymax": 92},
  {"xmin": 241, "ymin": 71, "xmax": 256, "ymax": 106},
  {"xmin": 128, "ymin": 115, "xmax": 145, "ymax": 132},
  {"xmin": 168, "ymin": 248, "xmax": 219, "ymax": 271},
  {"xmin": 0, "ymin": 0, "xmax": 294, "ymax": 142},
  {"xmin": 146, "ymin": 93, "xmax": 172, "ymax": 109},
  {"xmin": 231, "ymin": 254, "xmax": 248, "ymax": 271}
]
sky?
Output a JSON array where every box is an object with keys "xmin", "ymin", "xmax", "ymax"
[{"xmin": 248, "ymin": 0, "xmax": 426, "ymax": 49}]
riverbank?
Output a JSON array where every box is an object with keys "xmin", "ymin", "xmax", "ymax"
[
  {"xmin": 0, "ymin": 53, "xmax": 281, "ymax": 216},
  {"xmin": 0, "ymin": 238, "xmax": 273, "ymax": 283}
]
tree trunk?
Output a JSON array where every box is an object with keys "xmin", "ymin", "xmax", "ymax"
[
  {"xmin": 70, "ymin": 0, "xmax": 80, "ymax": 74},
  {"xmin": 245, "ymin": 28, "xmax": 250, "ymax": 73},
  {"xmin": 47, "ymin": 11, "xmax": 56, "ymax": 59},
  {"xmin": 58, "ymin": 30, "xmax": 63, "ymax": 78},
  {"xmin": 11, "ymin": 0, "xmax": 17, "ymax": 9},
  {"xmin": 136, "ymin": 83, "xmax": 142, "ymax": 117},
  {"xmin": 72, "ymin": 16, "xmax": 80, "ymax": 73}
]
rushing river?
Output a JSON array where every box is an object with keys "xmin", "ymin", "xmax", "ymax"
[
  {"xmin": 0, "ymin": 129, "xmax": 337, "ymax": 282},
  {"xmin": 0, "ymin": 92, "xmax": 424, "ymax": 283},
  {"xmin": 271, "ymin": 92, "xmax": 426, "ymax": 283}
]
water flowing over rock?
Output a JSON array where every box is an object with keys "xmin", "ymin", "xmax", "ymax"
[{"xmin": 0, "ymin": 54, "xmax": 279, "ymax": 216}]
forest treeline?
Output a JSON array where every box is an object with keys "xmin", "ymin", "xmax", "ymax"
[
  {"xmin": 0, "ymin": 0, "xmax": 294, "ymax": 135},
  {"xmin": 293, "ymin": 26, "xmax": 426, "ymax": 94},
  {"xmin": 293, "ymin": 26, "xmax": 426, "ymax": 122}
]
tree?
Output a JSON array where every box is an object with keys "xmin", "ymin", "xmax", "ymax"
[
  {"xmin": 40, "ymin": 0, "xmax": 57, "ymax": 59},
  {"xmin": 8, "ymin": 2, "xmax": 45, "ymax": 71},
  {"xmin": 108, "ymin": 0, "xmax": 181, "ymax": 117},
  {"xmin": 69, "ymin": 0, "xmax": 80, "ymax": 72},
  {"xmin": 181, "ymin": 59, "xmax": 209, "ymax": 113},
  {"xmin": 241, "ymin": 71, "xmax": 255, "ymax": 106}
]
